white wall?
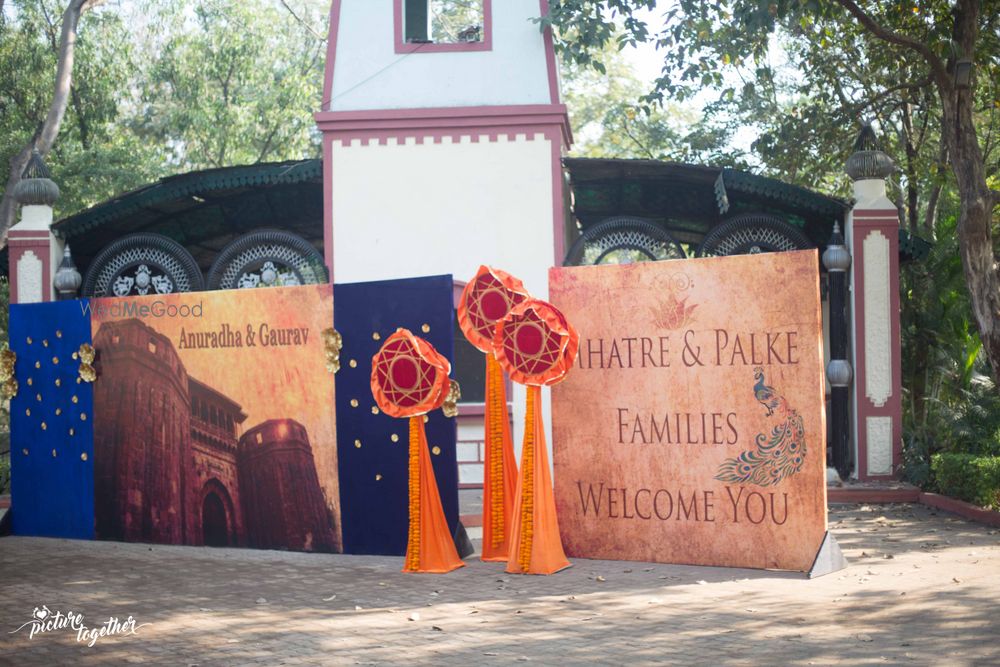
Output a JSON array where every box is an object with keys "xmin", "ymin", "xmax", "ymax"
[
  {"xmin": 331, "ymin": 133, "xmax": 554, "ymax": 295},
  {"xmin": 330, "ymin": 132, "xmax": 557, "ymax": 461},
  {"xmin": 330, "ymin": 0, "xmax": 551, "ymax": 111}
]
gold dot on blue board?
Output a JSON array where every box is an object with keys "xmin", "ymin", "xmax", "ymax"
[
  {"xmin": 72, "ymin": 395, "xmax": 78, "ymax": 404},
  {"xmin": 26, "ymin": 337, "xmax": 32, "ymax": 345},
  {"xmin": 354, "ymin": 439, "xmax": 362, "ymax": 449},
  {"xmin": 40, "ymin": 422, "xmax": 46, "ymax": 430},
  {"xmin": 36, "ymin": 393, "xmax": 41, "ymax": 402},
  {"xmin": 42, "ymin": 339, "xmax": 48, "ymax": 347},
  {"xmin": 51, "ymin": 449, "xmax": 56, "ymax": 457},
  {"xmin": 34, "ymin": 361, "xmax": 40, "ymax": 369},
  {"xmin": 22, "ymin": 448, "xmax": 28, "ymax": 456},
  {"xmin": 372, "ymin": 332, "xmax": 381, "ymax": 341},
  {"xmin": 55, "ymin": 379, "xmax": 61, "ymax": 387},
  {"xmin": 25, "ymin": 408, "xmax": 30, "ymax": 416},
  {"xmin": 80, "ymin": 413, "xmax": 87, "ymax": 421},
  {"xmin": 52, "ymin": 356, "xmax": 59, "ymax": 365},
  {"xmin": 72, "ymin": 352, "xmax": 78, "ymax": 360},
  {"xmin": 55, "ymin": 408, "xmax": 61, "ymax": 416},
  {"xmin": 432, "ymin": 446, "xmax": 441, "ymax": 455},
  {"xmin": 56, "ymin": 330, "xmax": 62, "ymax": 338},
  {"xmin": 421, "ymin": 324, "xmax": 430, "ymax": 333},
  {"xmin": 390, "ymin": 433, "xmax": 399, "ymax": 443},
  {"xmin": 27, "ymin": 378, "xmax": 32, "ymax": 386},
  {"xmin": 69, "ymin": 428, "xmax": 75, "ymax": 436},
  {"xmin": 371, "ymin": 406, "xmax": 380, "ymax": 415},
  {"xmin": 81, "ymin": 453, "xmax": 88, "ymax": 461},
  {"xmin": 375, "ymin": 473, "xmax": 382, "ymax": 481}
]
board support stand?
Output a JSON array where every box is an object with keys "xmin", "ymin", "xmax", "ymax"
[{"xmin": 808, "ymin": 531, "xmax": 848, "ymax": 578}]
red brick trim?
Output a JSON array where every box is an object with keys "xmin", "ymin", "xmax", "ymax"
[
  {"xmin": 918, "ymin": 492, "xmax": 1000, "ymax": 528},
  {"xmin": 827, "ymin": 487, "xmax": 1000, "ymax": 528},
  {"xmin": 827, "ymin": 487, "xmax": 921, "ymax": 503}
]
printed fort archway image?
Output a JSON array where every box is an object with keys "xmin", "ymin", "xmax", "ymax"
[{"xmin": 200, "ymin": 479, "xmax": 236, "ymax": 547}]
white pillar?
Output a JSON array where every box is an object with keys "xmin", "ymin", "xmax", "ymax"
[
  {"xmin": 9, "ymin": 150, "xmax": 61, "ymax": 304},
  {"xmin": 845, "ymin": 127, "xmax": 903, "ymax": 479}
]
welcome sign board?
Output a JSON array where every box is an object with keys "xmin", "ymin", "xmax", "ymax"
[{"xmin": 550, "ymin": 251, "xmax": 828, "ymax": 572}]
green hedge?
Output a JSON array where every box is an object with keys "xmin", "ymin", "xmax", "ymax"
[{"xmin": 931, "ymin": 453, "xmax": 1000, "ymax": 510}]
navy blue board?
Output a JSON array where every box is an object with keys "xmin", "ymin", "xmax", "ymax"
[
  {"xmin": 9, "ymin": 299, "xmax": 95, "ymax": 539},
  {"xmin": 334, "ymin": 275, "xmax": 459, "ymax": 555}
]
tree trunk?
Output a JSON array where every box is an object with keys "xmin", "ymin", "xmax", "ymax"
[
  {"xmin": 944, "ymin": 0, "xmax": 1000, "ymax": 389},
  {"xmin": 900, "ymin": 103, "xmax": 920, "ymax": 233},
  {"xmin": 0, "ymin": 0, "xmax": 105, "ymax": 244}
]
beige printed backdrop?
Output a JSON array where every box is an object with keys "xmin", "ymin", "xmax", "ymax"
[
  {"xmin": 90, "ymin": 284, "xmax": 340, "ymax": 528},
  {"xmin": 550, "ymin": 251, "xmax": 827, "ymax": 571}
]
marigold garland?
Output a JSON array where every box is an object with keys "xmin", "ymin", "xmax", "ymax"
[
  {"xmin": 405, "ymin": 415, "xmax": 422, "ymax": 572},
  {"xmin": 486, "ymin": 354, "xmax": 507, "ymax": 548},
  {"xmin": 517, "ymin": 386, "xmax": 538, "ymax": 572}
]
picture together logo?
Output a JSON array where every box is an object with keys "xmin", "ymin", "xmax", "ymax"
[{"xmin": 9, "ymin": 605, "xmax": 149, "ymax": 647}]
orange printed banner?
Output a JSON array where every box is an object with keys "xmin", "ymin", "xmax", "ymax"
[{"xmin": 549, "ymin": 251, "xmax": 827, "ymax": 572}]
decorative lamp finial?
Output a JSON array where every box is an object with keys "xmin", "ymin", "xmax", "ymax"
[
  {"xmin": 822, "ymin": 222, "xmax": 851, "ymax": 273},
  {"xmin": 53, "ymin": 244, "xmax": 82, "ymax": 300},
  {"xmin": 13, "ymin": 149, "xmax": 60, "ymax": 206},
  {"xmin": 845, "ymin": 124, "xmax": 894, "ymax": 181}
]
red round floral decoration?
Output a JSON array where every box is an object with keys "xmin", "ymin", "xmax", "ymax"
[
  {"xmin": 493, "ymin": 299, "xmax": 579, "ymax": 386},
  {"xmin": 457, "ymin": 265, "xmax": 531, "ymax": 353},
  {"xmin": 370, "ymin": 329, "xmax": 451, "ymax": 418}
]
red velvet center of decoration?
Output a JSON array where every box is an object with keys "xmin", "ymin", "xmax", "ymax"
[
  {"xmin": 481, "ymin": 289, "xmax": 508, "ymax": 322},
  {"xmin": 516, "ymin": 324, "xmax": 544, "ymax": 356},
  {"xmin": 391, "ymin": 357, "xmax": 419, "ymax": 390}
]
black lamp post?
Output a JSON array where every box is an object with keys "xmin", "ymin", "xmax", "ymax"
[{"xmin": 823, "ymin": 222, "xmax": 853, "ymax": 480}]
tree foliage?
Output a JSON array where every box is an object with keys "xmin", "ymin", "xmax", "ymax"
[
  {"xmin": 138, "ymin": 0, "xmax": 327, "ymax": 169},
  {"xmin": 0, "ymin": 0, "xmax": 329, "ymax": 223},
  {"xmin": 549, "ymin": 0, "xmax": 1000, "ymax": 471},
  {"xmin": 562, "ymin": 36, "xmax": 748, "ymax": 166},
  {"xmin": 547, "ymin": 0, "xmax": 1000, "ymax": 398}
]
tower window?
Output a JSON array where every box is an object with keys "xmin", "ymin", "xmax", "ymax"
[{"xmin": 404, "ymin": 0, "xmax": 486, "ymax": 45}]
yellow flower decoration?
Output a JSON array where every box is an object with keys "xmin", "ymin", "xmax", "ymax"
[
  {"xmin": 442, "ymin": 379, "xmax": 461, "ymax": 418},
  {"xmin": 0, "ymin": 348, "xmax": 16, "ymax": 382},
  {"xmin": 77, "ymin": 344, "xmax": 96, "ymax": 364},
  {"xmin": 322, "ymin": 328, "xmax": 343, "ymax": 374}
]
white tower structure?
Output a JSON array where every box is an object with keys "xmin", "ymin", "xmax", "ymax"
[
  {"xmin": 316, "ymin": 1, "xmax": 572, "ymax": 469},
  {"xmin": 315, "ymin": 0, "xmax": 571, "ymax": 295}
]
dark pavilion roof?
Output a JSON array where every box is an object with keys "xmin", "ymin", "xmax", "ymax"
[
  {"xmin": 564, "ymin": 157, "xmax": 849, "ymax": 247},
  {"xmin": 52, "ymin": 159, "xmax": 323, "ymax": 272},
  {"xmin": 42, "ymin": 156, "xmax": 927, "ymax": 278}
]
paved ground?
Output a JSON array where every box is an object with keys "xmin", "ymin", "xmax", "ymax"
[{"xmin": 1, "ymin": 503, "xmax": 998, "ymax": 666}]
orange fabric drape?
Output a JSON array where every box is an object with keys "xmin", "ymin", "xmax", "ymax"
[
  {"xmin": 481, "ymin": 353, "xmax": 518, "ymax": 561},
  {"xmin": 404, "ymin": 415, "xmax": 465, "ymax": 574},
  {"xmin": 506, "ymin": 386, "xmax": 571, "ymax": 575}
]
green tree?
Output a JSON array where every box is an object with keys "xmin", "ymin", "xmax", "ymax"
[
  {"xmin": 0, "ymin": 0, "xmax": 113, "ymax": 239},
  {"xmin": 0, "ymin": 0, "xmax": 329, "ymax": 227},
  {"xmin": 561, "ymin": 37, "xmax": 745, "ymax": 165},
  {"xmin": 137, "ymin": 0, "xmax": 327, "ymax": 169},
  {"xmin": 544, "ymin": 0, "xmax": 1000, "ymax": 393}
]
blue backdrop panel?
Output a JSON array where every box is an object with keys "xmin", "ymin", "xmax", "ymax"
[
  {"xmin": 10, "ymin": 299, "xmax": 95, "ymax": 539},
  {"xmin": 334, "ymin": 275, "xmax": 459, "ymax": 555}
]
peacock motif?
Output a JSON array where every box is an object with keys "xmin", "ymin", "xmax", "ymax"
[
  {"xmin": 752, "ymin": 366, "xmax": 781, "ymax": 416},
  {"xmin": 715, "ymin": 368, "xmax": 806, "ymax": 487}
]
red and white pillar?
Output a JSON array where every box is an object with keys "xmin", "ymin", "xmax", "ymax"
[
  {"xmin": 9, "ymin": 151, "xmax": 62, "ymax": 304},
  {"xmin": 845, "ymin": 126, "xmax": 902, "ymax": 479}
]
